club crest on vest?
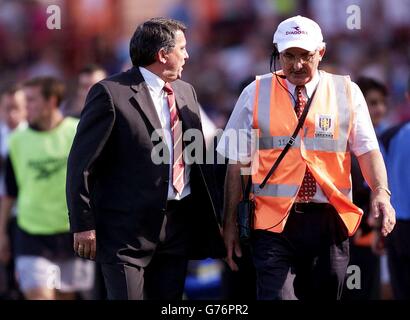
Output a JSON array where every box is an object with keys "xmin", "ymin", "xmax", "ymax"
[{"xmin": 315, "ymin": 114, "xmax": 334, "ymax": 138}]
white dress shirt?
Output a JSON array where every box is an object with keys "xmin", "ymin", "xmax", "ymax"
[
  {"xmin": 139, "ymin": 67, "xmax": 191, "ymax": 200},
  {"xmin": 216, "ymin": 70, "xmax": 379, "ymax": 203}
]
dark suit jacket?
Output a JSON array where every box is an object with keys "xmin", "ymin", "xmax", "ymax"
[{"xmin": 66, "ymin": 67, "xmax": 226, "ymax": 264}]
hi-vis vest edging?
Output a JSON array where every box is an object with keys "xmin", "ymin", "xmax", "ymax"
[{"xmin": 251, "ymin": 70, "xmax": 363, "ymax": 236}]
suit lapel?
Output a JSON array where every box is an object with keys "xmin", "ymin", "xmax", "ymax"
[
  {"xmin": 129, "ymin": 69, "xmax": 162, "ymax": 131},
  {"xmin": 129, "ymin": 67, "xmax": 197, "ymax": 132}
]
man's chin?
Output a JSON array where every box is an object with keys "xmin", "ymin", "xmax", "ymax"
[
  {"xmin": 289, "ymin": 74, "xmax": 310, "ymax": 86},
  {"xmin": 166, "ymin": 72, "xmax": 182, "ymax": 82}
]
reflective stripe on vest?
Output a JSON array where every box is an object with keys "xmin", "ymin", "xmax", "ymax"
[
  {"xmin": 258, "ymin": 136, "xmax": 349, "ymax": 152},
  {"xmin": 257, "ymin": 74, "xmax": 273, "ymax": 138},
  {"xmin": 253, "ymin": 183, "xmax": 352, "ymax": 199},
  {"xmin": 253, "ymin": 183, "xmax": 299, "ymax": 197},
  {"xmin": 251, "ymin": 71, "xmax": 362, "ymax": 236}
]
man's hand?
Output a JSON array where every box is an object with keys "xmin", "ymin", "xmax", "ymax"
[
  {"xmin": 74, "ymin": 230, "xmax": 96, "ymax": 260},
  {"xmin": 223, "ymin": 221, "xmax": 242, "ymax": 271},
  {"xmin": 371, "ymin": 189, "xmax": 396, "ymax": 237},
  {"xmin": 0, "ymin": 231, "xmax": 10, "ymax": 264},
  {"xmin": 357, "ymin": 150, "xmax": 395, "ymax": 237}
]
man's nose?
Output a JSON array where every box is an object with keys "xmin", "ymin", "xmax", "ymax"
[{"xmin": 292, "ymin": 59, "xmax": 303, "ymax": 70}]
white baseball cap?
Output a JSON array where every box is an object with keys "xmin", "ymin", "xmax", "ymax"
[{"xmin": 273, "ymin": 15, "xmax": 324, "ymax": 53}]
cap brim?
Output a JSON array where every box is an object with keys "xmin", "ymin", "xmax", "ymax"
[{"xmin": 277, "ymin": 40, "xmax": 318, "ymax": 53}]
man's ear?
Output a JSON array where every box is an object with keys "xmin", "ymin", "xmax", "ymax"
[
  {"xmin": 318, "ymin": 46, "xmax": 326, "ymax": 61},
  {"xmin": 48, "ymin": 95, "xmax": 57, "ymax": 108},
  {"xmin": 157, "ymin": 48, "xmax": 167, "ymax": 64}
]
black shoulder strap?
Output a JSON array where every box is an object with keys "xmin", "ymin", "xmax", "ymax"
[
  {"xmin": 259, "ymin": 87, "xmax": 318, "ymax": 190},
  {"xmin": 241, "ymin": 174, "xmax": 252, "ymax": 200}
]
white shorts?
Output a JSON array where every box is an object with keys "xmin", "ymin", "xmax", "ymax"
[{"xmin": 15, "ymin": 256, "xmax": 95, "ymax": 293}]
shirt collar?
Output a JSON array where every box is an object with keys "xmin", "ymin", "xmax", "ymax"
[
  {"xmin": 139, "ymin": 66, "xmax": 166, "ymax": 97},
  {"xmin": 285, "ymin": 70, "xmax": 320, "ymax": 99}
]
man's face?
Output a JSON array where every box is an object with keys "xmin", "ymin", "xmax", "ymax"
[
  {"xmin": 163, "ymin": 30, "xmax": 189, "ymax": 82},
  {"xmin": 23, "ymin": 86, "xmax": 49, "ymax": 126},
  {"xmin": 366, "ymin": 89, "xmax": 387, "ymax": 127},
  {"xmin": 280, "ymin": 47, "xmax": 325, "ymax": 86},
  {"xmin": 0, "ymin": 91, "xmax": 27, "ymax": 130}
]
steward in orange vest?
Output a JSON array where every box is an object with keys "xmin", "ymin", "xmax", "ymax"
[
  {"xmin": 251, "ymin": 70, "xmax": 363, "ymax": 236},
  {"xmin": 219, "ymin": 15, "xmax": 395, "ymax": 300}
]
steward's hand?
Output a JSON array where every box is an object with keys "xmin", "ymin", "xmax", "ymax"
[
  {"xmin": 371, "ymin": 189, "xmax": 396, "ymax": 237},
  {"xmin": 223, "ymin": 221, "xmax": 242, "ymax": 271}
]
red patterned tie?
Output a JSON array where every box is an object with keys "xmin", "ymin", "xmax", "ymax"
[
  {"xmin": 164, "ymin": 82, "xmax": 185, "ymax": 194},
  {"xmin": 295, "ymin": 86, "xmax": 316, "ymax": 202}
]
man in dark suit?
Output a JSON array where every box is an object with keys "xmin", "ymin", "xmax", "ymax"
[{"xmin": 66, "ymin": 18, "xmax": 225, "ymax": 300}]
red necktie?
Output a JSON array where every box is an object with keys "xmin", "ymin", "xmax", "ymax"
[
  {"xmin": 163, "ymin": 82, "xmax": 185, "ymax": 194},
  {"xmin": 295, "ymin": 86, "xmax": 316, "ymax": 202}
]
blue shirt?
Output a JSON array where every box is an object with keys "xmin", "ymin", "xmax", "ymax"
[{"xmin": 386, "ymin": 122, "xmax": 410, "ymax": 220}]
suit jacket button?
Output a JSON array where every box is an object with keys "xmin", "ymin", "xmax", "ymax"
[
  {"xmin": 161, "ymin": 208, "xmax": 166, "ymax": 212},
  {"xmin": 164, "ymin": 179, "xmax": 169, "ymax": 184}
]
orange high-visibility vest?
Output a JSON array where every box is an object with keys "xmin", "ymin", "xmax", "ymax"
[{"xmin": 251, "ymin": 70, "xmax": 363, "ymax": 236}]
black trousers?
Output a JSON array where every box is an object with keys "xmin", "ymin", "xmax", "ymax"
[
  {"xmin": 251, "ymin": 203, "xmax": 350, "ymax": 300},
  {"xmin": 386, "ymin": 219, "xmax": 410, "ymax": 300},
  {"xmin": 101, "ymin": 196, "xmax": 192, "ymax": 300},
  {"xmin": 342, "ymin": 243, "xmax": 380, "ymax": 300}
]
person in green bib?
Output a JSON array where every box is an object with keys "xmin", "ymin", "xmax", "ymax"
[{"xmin": 0, "ymin": 77, "xmax": 94, "ymax": 300}]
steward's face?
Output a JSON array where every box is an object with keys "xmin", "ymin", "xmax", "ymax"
[{"xmin": 280, "ymin": 47, "xmax": 325, "ymax": 86}]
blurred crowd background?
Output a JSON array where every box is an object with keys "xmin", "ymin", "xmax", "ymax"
[
  {"xmin": 0, "ymin": 0, "xmax": 409, "ymax": 300},
  {"xmin": 1, "ymin": 0, "xmax": 409, "ymax": 127}
]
